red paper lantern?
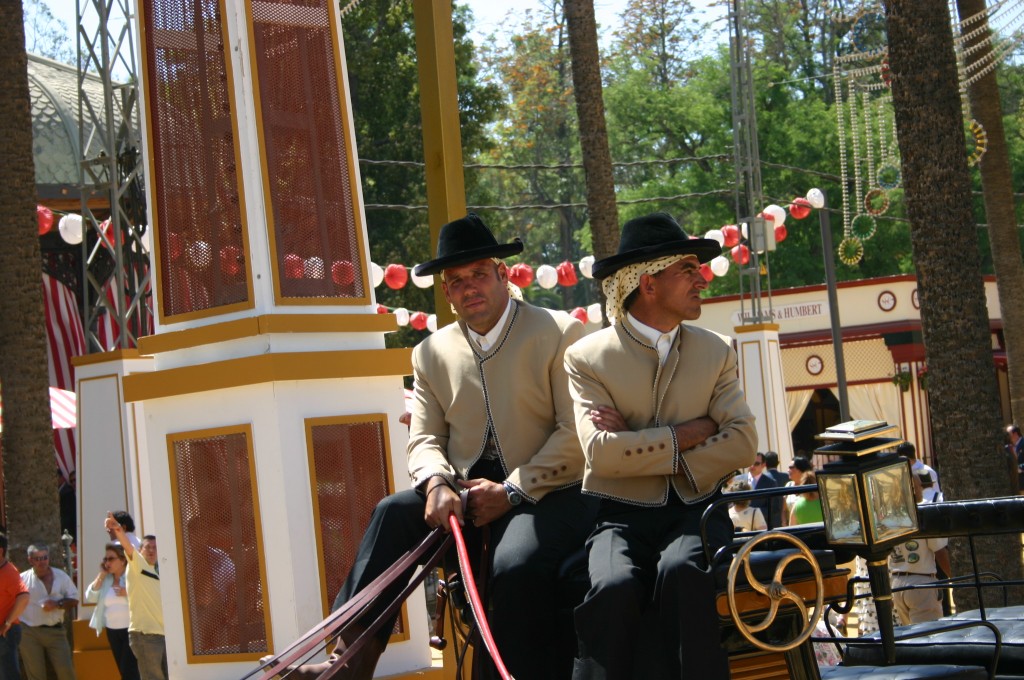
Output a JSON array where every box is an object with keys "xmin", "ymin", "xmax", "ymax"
[
  {"xmin": 789, "ymin": 197, "xmax": 812, "ymax": 220},
  {"xmin": 570, "ymin": 307, "xmax": 588, "ymax": 324},
  {"xmin": 410, "ymin": 311, "xmax": 429, "ymax": 330},
  {"xmin": 774, "ymin": 224, "xmax": 788, "ymax": 244},
  {"xmin": 721, "ymin": 224, "xmax": 741, "ymax": 248},
  {"xmin": 100, "ymin": 218, "xmax": 115, "ymax": 247},
  {"xmin": 699, "ymin": 263, "xmax": 713, "ymax": 282},
  {"xmin": 36, "ymin": 205, "xmax": 54, "ymax": 235},
  {"xmin": 220, "ymin": 245, "xmax": 242, "ymax": 276},
  {"xmin": 284, "ymin": 253, "xmax": 304, "ymax": 279},
  {"xmin": 508, "ymin": 263, "xmax": 534, "ymax": 288},
  {"xmin": 556, "ymin": 261, "xmax": 578, "ymax": 287},
  {"xmin": 376, "ymin": 304, "xmax": 388, "ymax": 314},
  {"xmin": 167, "ymin": 232, "xmax": 184, "ymax": 260},
  {"xmin": 384, "ymin": 263, "xmax": 408, "ymax": 289},
  {"xmin": 731, "ymin": 244, "xmax": 750, "ymax": 265},
  {"xmin": 332, "ymin": 259, "xmax": 356, "ymax": 286}
]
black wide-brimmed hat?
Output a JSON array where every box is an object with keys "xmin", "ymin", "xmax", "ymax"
[
  {"xmin": 414, "ymin": 213, "xmax": 524, "ymax": 276},
  {"xmin": 592, "ymin": 212, "xmax": 722, "ymax": 280}
]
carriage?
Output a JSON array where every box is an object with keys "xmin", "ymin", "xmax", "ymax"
[{"xmin": 250, "ymin": 431, "xmax": 1024, "ymax": 680}]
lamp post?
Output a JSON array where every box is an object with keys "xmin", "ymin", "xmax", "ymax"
[
  {"xmin": 814, "ymin": 189, "xmax": 851, "ymax": 422},
  {"xmin": 814, "ymin": 420, "xmax": 918, "ymax": 663}
]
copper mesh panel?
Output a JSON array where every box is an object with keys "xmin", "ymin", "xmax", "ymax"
[
  {"xmin": 172, "ymin": 431, "xmax": 268, "ymax": 656},
  {"xmin": 309, "ymin": 420, "xmax": 395, "ymax": 631},
  {"xmin": 142, "ymin": 0, "xmax": 249, "ymax": 317},
  {"xmin": 251, "ymin": 0, "xmax": 366, "ymax": 300}
]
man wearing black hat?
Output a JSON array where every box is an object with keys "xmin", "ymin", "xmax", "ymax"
[
  {"xmin": 328, "ymin": 213, "xmax": 594, "ymax": 679},
  {"xmin": 564, "ymin": 212, "xmax": 757, "ymax": 679}
]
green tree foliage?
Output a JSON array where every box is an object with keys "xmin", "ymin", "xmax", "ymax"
[
  {"xmin": 22, "ymin": 0, "xmax": 74, "ymax": 65},
  {"xmin": 470, "ymin": 1, "xmax": 599, "ymax": 310},
  {"xmin": 340, "ymin": 0, "xmax": 501, "ymax": 345}
]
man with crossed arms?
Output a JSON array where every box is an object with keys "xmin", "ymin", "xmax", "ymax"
[{"xmin": 565, "ymin": 212, "xmax": 757, "ymax": 679}]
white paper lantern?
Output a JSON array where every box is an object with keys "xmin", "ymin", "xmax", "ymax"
[
  {"xmin": 304, "ymin": 256, "xmax": 325, "ymax": 279},
  {"xmin": 741, "ymin": 222, "xmax": 749, "ymax": 240},
  {"xmin": 710, "ymin": 255, "xmax": 730, "ymax": 277},
  {"xmin": 579, "ymin": 255, "xmax": 595, "ymax": 279},
  {"xmin": 58, "ymin": 213, "xmax": 84, "ymax": 245},
  {"xmin": 394, "ymin": 307, "xmax": 410, "ymax": 326},
  {"xmin": 704, "ymin": 229, "xmax": 725, "ymax": 246},
  {"xmin": 806, "ymin": 187, "xmax": 826, "ymax": 209},
  {"xmin": 411, "ymin": 272, "xmax": 434, "ymax": 288},
  {"xmin": 187, "ymin": 240, "xmax": 212, "ymax": 269},
  {"xmin": 427, "ymin": 314, "xmax": 438, "ymax": 333},
  {"xmin": 370, "ymin": 262, "xmax": 385, "ymax": 287},
  {"xmin": 587, "ymin": 302, "xmax": 603, "ymax": 324},
  {"xmin": 536, "ymin": 264, "xmax": 558, "ymax": 289},
  {"xmin": 764, "ymin": 204, "xmax": 787, "ymax": 227}
]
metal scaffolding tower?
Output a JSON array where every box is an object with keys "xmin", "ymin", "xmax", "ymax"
[
  {"xmin": 76, "ymin": 0, "xmax": 150, "ymax": 352},
  {"xmin": 728, "ymin": 0, "xmax": 773, "ymax": 324}
]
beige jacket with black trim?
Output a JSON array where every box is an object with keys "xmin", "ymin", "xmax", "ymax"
[
  {"xmin": 407, "ymin": 299, "xmax": 585, "ymax": 502},
  {"xmin": 564, "ymin": 317, "xmax": 757, "ymax": 506}
]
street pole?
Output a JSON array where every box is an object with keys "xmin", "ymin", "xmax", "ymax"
[{"xmin": 818, "ymin": 192, "xmax": 851, "ymax": 422}]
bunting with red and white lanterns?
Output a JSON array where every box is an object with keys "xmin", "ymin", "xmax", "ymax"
[{"xmin": 39, "ymin": 191, "xmax": 822, "ymax": 341}]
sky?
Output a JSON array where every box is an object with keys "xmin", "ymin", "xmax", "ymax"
[
  {"xmin": 462, "ymin": 0, "xmax": 630, "ymax": 42},
  {"xmin": 49, "ymin": 1, "xmax": 727, "ymax": 54}
]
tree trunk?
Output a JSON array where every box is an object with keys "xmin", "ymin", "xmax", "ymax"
[
  {"xmin": 0, "ymin": 1, "xmax": 64, "ymax": 571},
  {"xmin": 956, "ymin": 0, "xmax": 1024, "ymax": 453},
  {"xmin": 884, "ymin": 0, "xmax": 1022, "ymax": 609},
  {"xmin": 564, "ymin": 0, "xmax": 620, "ymax": 267}
]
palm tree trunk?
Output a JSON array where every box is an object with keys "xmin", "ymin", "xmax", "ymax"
[
  {"xmin": 564, "ymin": 0, "xmax": 619, "ymax": 268},
  {"xmin": 956, "ymin": 0, "xmax": 1024, "ymax": 450},
  {"xmin": 884, "ymin": 0, "xmax": 1022, "ymax": 609},
  {"xmin": 0, "ymin": 1, "xmax": 64, "ymax": 570}
]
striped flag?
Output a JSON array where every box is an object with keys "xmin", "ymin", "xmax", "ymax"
[{"xmin": 42, "ymin": 273, "xmax": 86, "ymax": 479}]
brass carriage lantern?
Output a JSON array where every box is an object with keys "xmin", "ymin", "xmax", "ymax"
[
  {"xmin": 814, "ymin": 421, "xmax": 917, "ymax": 549},
  {"xmin": 814, "ymin": 420, "xmax": 917, "ymax": 663}
]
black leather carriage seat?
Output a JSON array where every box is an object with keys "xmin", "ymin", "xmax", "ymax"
[
  {"xmin": 820, "ymin": 664, "xmax": 989, "ymax": 680},
  {"xmin": 843, "ymin": 497, "xmax": 1024, "ymax": 678}
]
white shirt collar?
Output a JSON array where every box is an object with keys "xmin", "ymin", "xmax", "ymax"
[
  {"xmin": 627, "ymin": 312, "xmax": 679, "ymax": 365},
  {"xmin": 469, "ymin": 298, "xmax": 513, "ymax": 352}
]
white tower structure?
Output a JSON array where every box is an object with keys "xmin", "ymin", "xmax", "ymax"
[{"xmin": 74, "ymin": 1, "xmax": 430, "ymax": 678}]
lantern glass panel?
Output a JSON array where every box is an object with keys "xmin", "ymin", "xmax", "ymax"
[
  {"xmin": 864, "ymin": 463, "xmax": 918, "ymax": 544},
  {"xmin": 820, "ymin": 473, "xmax": 867, "ymax": 545}
]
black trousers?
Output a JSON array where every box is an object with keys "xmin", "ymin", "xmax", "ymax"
[
  {"xmin": 334, "ymin": 462, "xmax": 597, "ymax": 680},
  {"xmin": 572, "ymin": 495, "xmax": 733, "ymax": 680},
  {"xmin": 106, "ymin": 627, "xmax": 141, "ymax": 680}
]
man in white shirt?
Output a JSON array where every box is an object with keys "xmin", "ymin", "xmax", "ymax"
[
  {"xmin": 19, "ymin": 545, "xmax": 78, "ymax": 680},
  {"xmin": 897, "ymin": 442, "xmax": 942, "ymax": 503},
  {"xmin": 889, "ymin": 477, "xmax": 951, "ymax": 624}
]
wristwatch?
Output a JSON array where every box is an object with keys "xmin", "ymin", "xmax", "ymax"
[{"xmin": 503, "ymin": 481, "xmax": 522, "ymax": 506}]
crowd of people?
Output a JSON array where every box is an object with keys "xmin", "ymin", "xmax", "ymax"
[{"xmin": 0, "ymin": 510, "xmax": 165, "ymax": 680}]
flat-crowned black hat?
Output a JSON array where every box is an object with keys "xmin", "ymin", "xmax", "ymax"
[
  {"xmin": 413, "ymin": 213, "xmax": 524, "ymax": 276},
  {"xmin": 592, "ymin": 212, "xmax": 722, "ymax": 280}
]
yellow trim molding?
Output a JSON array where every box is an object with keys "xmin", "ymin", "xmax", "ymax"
[
  {"xmin": 71, "ymin": 349, "xmax": 142, "ymax": 367},
  {"xmin": 734, "ymin": 323, "xmax": 781, "ymax": 333},
  {"xmin": 138, "ymin": 314, "xmax": 398, "ymax": 355},
  {"xmin": 123, "ymin": 349, "xmax": 413, "ymax": 402}
]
